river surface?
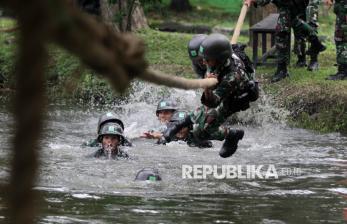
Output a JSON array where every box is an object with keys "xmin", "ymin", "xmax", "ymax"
[{"xmin": 0, "ymin": 84, "xmax": 346, "ymax": 223}]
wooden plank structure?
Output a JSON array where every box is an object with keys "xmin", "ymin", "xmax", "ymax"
[{"xmin": 250, "ymin": 13, "xmax": 291, "ymax": 68}]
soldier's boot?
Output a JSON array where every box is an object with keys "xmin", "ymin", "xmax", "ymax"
[
  {"xmin": 271, "ymin": 63, "xmax": 289, "ymax": 83},
  {"xmin": 296, "ymin": 55, "xmax": 307, "ymax": 67},
  {"xmin": 307, "ymin": 36, "xmax": 326, "ymax": 72},
  {"xmin": 219, "ymin": 129, "xmax": 244, "ymax": 158},
  {"xmin": 307, "ymin": 36, "xmax": 326, "ymax": 55},
  {"xmin": 326, "ymin": 65, "xmax": 347, "ymax": 80},
  {"xmin": 161, "ymin": 116, "xmax": 193, "ymax": 143},
  {"xmin": 308, "ymin": 54, "xmax": 319, "ymax": 71}
]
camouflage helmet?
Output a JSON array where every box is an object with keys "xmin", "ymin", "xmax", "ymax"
[
  {"xmin": 97, "ymin": 122, "xmax": 124, "ymax": 143},
  {"xmin": 199, "ymin": 33, "xmax": 232, "ymax": 62},
  {"xmin": 188, "ymin": 34, "xmax": 208, "ymax": 59},
  {"xmin": 170, "ymin": 110, "xmax": 189, "ymax": 122},
  {"xmin": 135, "ymin": 168, "xmax": 162, "ymax": 181},
  {"xmin": 156, "ymin": 99, "xmax": 177, "ymax": 116},
  {"xmin": 97, "ymin": 112, "xmax": 124, "ymax": 134}
]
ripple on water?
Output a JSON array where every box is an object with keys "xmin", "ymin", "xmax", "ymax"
[
  {"xmin": 328, "ymin": 188, "xmax": 347, "ymax": 195},
  {"xmin": 263, "ymin": 189, "xmax": 316, "ymax": 196},
  {"xmin": 71, "ymin": 193, "xmax": 101, "ymax": 200}
]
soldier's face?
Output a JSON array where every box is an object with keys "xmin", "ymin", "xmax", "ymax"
[
  {"xmin": 102, "ymin": 135, "xmax": 120, "ymax": 152},
  {"xmin": 203, "ymin": 58, "xmax": 217, "ymax": 68},
  {"xmin": 158, "ymin": 110, "xmax": 174, "ymax": 124}
]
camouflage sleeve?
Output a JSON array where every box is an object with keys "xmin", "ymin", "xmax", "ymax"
[{"xmin": 306, "ymin": 0, "xmax": 320, "ymax": 29}]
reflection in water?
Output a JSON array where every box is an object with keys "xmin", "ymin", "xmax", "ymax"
[{"xmin": 0, "ymin": 83, "xmax": 346, "ymax": 223}]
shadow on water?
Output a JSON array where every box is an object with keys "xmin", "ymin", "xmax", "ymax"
[{"xmin": 0, "ymin": 82, "xmax": 346, "ymax": 223}]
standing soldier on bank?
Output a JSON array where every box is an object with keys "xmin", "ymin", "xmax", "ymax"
[
  {"xmin": 325, "ymin": 0, "xmax": 347, "ymax": 80},
  {"xmin": 245, "ymin": 0, "xmax": 326, "ymax": 82},
  {"xmin": 294, "ymin": 0, "xmax": 321, "ymax": 70}
]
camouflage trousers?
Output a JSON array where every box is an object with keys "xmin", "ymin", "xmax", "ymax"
[
  {"xmin": 293, "ymin": 0, "xmax": 320, "ymax": 57},
  {"xmin": 276, "ymin": 7, "xmax": 317, "ymax": 65},
  {"xmin": 188, "ymin": 98, "xmax": 249, "ymax": 141},
  {"xmin": 334, "ymin": 2, "xmax": 347, "ymax": 66}
]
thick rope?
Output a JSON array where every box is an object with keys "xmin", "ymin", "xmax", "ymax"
[{"xmin": 7, "ymin": 2, "xmax": 48, "ymax": 223}]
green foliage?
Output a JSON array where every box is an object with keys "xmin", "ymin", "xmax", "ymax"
[{"xmin": 293, "ymin": 104, "xmax": 347, "ymax": 134}]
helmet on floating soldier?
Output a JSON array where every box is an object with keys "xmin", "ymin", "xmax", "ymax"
[
  {"xmin": 135, "ymin": 168, "xmax": 162, "ymax": 181},
  {"xmin": 199, "ymin": 33, "xmax": 232, "ymax": 63},
  {"xmin": 156, "ymin": 99, "xmax": 177, "ymax": 116},
  {"xmin": 97, "ymin": 112, "xmax": 124, "ymax": 134},
  {"xmin": 97, "ymin": 122, "xmax": 124, "ymax": 143}
]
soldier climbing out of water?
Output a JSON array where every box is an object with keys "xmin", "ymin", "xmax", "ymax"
[
  {"xmin": 93, "ymin": 121, "xmax": 129, "ymax": 159},
  {"xmin": 151, "ymin": 110, "xmax": 213, "ymax": 147},
  {"xmin": 159, "ymin": 33, "xmax": 259, "ymax": 158},
  {"xmin": 141, "ymin": 98, "xmax": 177, "ymax": 139},
  {"xmin": 83, "ymin": 111, "xmax": 132, "ymax": 147}
]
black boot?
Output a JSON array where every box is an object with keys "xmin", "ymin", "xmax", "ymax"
[
  {"xmin": 271, "ymin": 64, "xmax": 289, "ymax": 83},
  {"xmin": 326, "ymin": 65, "xmax": 347, "ymax": 80},
  {"xmin": 307, "ymin": 36, "xmax": 326, "ymax": 60},
  {"xmin": 219, "ymin": 129, "xmax": 244, "ymax": 158},
  {"xmin": 307, "ymin": 54, "xmax": 319, "ymax": 71},
  {"xmin": 307, "ymin": 36, "xmax": 322, "ymax": 71},
  {"xmin": 296, "ymin": 55, "xmax": 307, "ymax": 67}
]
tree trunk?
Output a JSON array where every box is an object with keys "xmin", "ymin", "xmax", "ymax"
[
  {"xmin": 169, "ymin": 0, "xmax": 192, "ymax": 12},
  {"xmin": 100, "ymin": 0, "xmax": 148, "ymax": 32}
]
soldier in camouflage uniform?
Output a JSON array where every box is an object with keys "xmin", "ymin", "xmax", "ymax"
[
  {"xmin": 83, "ymin": 112, "xmax": 132, "ymax": 147},
  {"xmin": 93, "ymin": 122, "xmax": 129, "ymax": 159},
  {"xmin": 160, "ymin": 34, "xmax": 259, "ymax": 158},
  {"xmin": 294, "ymin": 0, "xmax": 320, "ymax": 69},
  {"xmin": 245, "ymin": 0, "xmax": 326, "ymax": 82},
  {"xmin": 326, "ymin": 0, "xmax": 347, "ymax": 80}
]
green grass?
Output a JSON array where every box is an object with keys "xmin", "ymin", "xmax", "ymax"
[{"xmin": 144, "ymin": 0, "xmax": 244, "ymax": 28}]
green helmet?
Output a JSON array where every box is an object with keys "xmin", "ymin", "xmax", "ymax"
[
  {"xmin": 97, "ymin": 122, "xmax": 124, "ymax": 143},
  {"xmin": 97, "ymin": 112, "xmax": 124, "ymax": 134},
  {"xmin": 156, "ymin": 99, "xmax": 177, "ymax": 116},
  {"xmin": 199, "ymin": 33, "xmax": 231, "ymax": 63},
  {"xmin": 188, "ymin": 34, "xmax": 208, "ymax": 59},
  {"xmin": 170, "ymin": 110, "xmax": 189, "ymax": 122}
]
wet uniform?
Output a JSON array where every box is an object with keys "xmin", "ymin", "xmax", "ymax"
[
  {"xmin": 187, "ymin": 52, "xmax": 255, "ymax": 142},
  {"xmin": 93, "ymin": 148, "xmax": 129, "ymax": 159}
]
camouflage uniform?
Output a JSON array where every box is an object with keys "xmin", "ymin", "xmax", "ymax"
[
  {"xmin": 187, "ymin": 54, "xmax": 254, "ymax": 142},
  {"xmin": 255, "ymin": 0, "xmax": 319, "ymax": 66},
  {"xmin": 334, "ymin": 0, "xmax": 347, "ymax": 66},
  {"xmin": 326, "ymin": 0, "xmax": 347, "ymax": 80},
  {"xmin": 293, "ymin": 0, "xmax": 320, "ymax": 66}
]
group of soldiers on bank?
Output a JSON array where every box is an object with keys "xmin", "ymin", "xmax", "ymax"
[{"xmin": 245, "ymin": 0, "xmax": 347, "ymax": 81}]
